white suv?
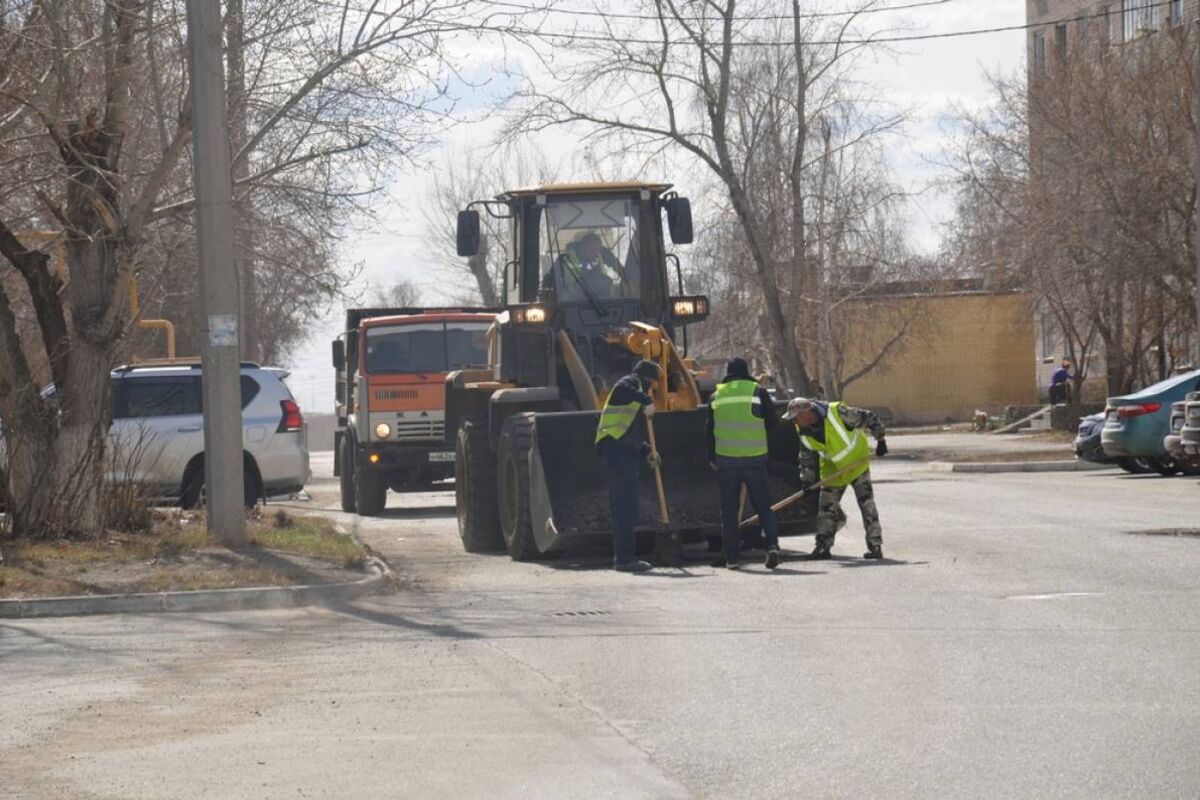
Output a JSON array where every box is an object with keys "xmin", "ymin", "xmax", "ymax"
[{"xmin": 107, "ymin": 363, "xmax": 310, "ymax": 506}]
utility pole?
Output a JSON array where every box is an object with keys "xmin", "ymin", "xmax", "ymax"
[
  {"xmin": 186, "ymin": 0, "xmax": 247, "ymax": 545},
  {"xmin": 1195, "ymin": 10, "xmax": 1200, "ymax": 366}
]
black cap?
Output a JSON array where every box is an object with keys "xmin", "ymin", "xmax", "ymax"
[
  {"xmin": 724, "ymin": 357, "xmax": 751, "ymax": 381},
  {"xmin": 634, "ymin": 360, "xmax": 662, "ymax": 381}
]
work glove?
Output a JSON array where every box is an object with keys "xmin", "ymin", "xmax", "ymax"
[
  {"xmin": 875, "ymin": 438, "xmax": 888, "ymax": 457},
  {"xmin": 647, "ymin": 452, "xmax": 662, "ymax": 469},
  {"xmin": 643, "ymin": 402, "xmax": 656, "ymax": 418}
]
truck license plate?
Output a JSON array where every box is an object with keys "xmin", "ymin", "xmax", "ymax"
[{"xmin": 429, "ymin": 451, "xmax": 455, "ymax": 462}]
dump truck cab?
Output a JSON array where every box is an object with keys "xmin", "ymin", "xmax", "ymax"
[
  {"xmin": 333, "ymin": 307, "xmax": 496, "ymax": 515},
  {"xmin": 447, "ymin": 182, "xmax": 813, "ymax": 560}
]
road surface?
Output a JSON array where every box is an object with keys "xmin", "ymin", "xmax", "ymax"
[{"xmin": 4, "ymin": 455, "xmax": 1200, "ymax": 799}]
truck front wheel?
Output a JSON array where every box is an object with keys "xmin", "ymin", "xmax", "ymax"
[
  {"xmin": 339, "ymin": 436, "xmax": 356, "ymax": 513},
  {"xmin": 354, "ymin": 461, "xmax": 387, "ymax": 516}
]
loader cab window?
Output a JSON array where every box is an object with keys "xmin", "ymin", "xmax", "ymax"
[
  {"xmin": 364, "ymin": 322, "xmax": 491, "ymax": 374},
  {"xmin": 538, "ymin": 197, "xmax": 641, "ymax": 303}
]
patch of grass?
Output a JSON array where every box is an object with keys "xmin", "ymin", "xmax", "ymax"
[
  {"xmin": 250, "ymin": 512, "xmax": 365, "ymax": 569},
  {"xmin": 7, "ymin": 521, "xmax": 212, "ymax": 565},
  {"xmin": 0, "ymin": 566, "xmax": 89, "ymax": 598}
]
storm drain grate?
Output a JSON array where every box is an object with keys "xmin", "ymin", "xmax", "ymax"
[
  {"xmin": 1127, "ymin": 528, "xmax": 1200, "ymax": 538},
  {"xmin": 550, "ymin": 610, "xmax": 612, "ymax": 618}
]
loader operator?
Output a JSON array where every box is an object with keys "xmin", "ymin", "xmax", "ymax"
[
  {"xmin": 784, "ymin": 397, "xmax": 888, "ymax": 560},
  {"xmin": 594, "ymin": 359, "xmax": 663, "ymax": 573},
  {"xmin": 544, "ymin": 232, "xmax": 622, "ymax": 301},
  {"xmin": 706, "ymin": 357, "xmax": 781, "ymax": 570}
]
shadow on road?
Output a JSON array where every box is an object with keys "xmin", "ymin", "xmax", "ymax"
[
  {"xmin": 378, "ymin": 506, "xmax": 457, "ymax": 519},
  {"xmin": 324, "ymin": 599, "xmax": 482, "ymax": 640}
]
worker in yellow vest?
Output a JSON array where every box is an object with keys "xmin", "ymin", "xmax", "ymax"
[
  {"xmin": 705, "ymin": 357, "xmax": 781, "ymax": 570},
  {"xmin": 594, "ymin": 360, "xmax": 663, "ymax": 572},
  {"xmin": 783, "ymin": 397, "xmax": 888, "ymax": 560}
]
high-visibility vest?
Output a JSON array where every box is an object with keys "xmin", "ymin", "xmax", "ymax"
[
  {"xmin": 711, "ymin": 379, "xmax": 769, "ymax": 459},
  {"xmin": 560, "ymin": 250, "xmax": 617, "ymax": 288},
  {"xmin": 595, "ymin": 383, "xmax": 642, "ymax": 446},
  {"xmin": 798, "ymin": 402, "xmax": 870, "ymax": 487}
]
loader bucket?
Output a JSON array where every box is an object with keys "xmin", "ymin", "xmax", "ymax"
[{"xmin": 526, "ymin": 408, "xmax": 816, "ymax": 554}]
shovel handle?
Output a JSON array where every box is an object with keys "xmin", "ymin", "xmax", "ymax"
[
  {"xmin": 646, "ymin": 415, "xmax": 670, "ymax": 525},
  {"xmin": 739, "ymin": 457, "xmax": 870, "ymax": 528}
]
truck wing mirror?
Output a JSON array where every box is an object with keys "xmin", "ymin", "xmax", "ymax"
[
  {"xmin": 665, "ymin": 197, "xmax": 694, "ymax": 245},
  {"xmin": 456, "ymin": 209, "xmax": 482, "ymax": 257},
  {"xmin": 331, "ymin": 339, "xmax": 345, "ymax": 370}
]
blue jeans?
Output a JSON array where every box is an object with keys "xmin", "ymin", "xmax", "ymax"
[
  {"xmin": 599, "ymin": 443, "xmax": 639, "ymax": 565},
  {"xmin": 718, "ymin": 464, "xmax": 778, "ymax": 561}
]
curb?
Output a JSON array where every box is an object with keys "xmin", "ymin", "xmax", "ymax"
[
  {"xmin": 0, "ymin": 557, "xmax": 393, "ymax": 620},
  {"xmin": 925, "ymin": 460, "xmax": 1114, "ymax": 474}
]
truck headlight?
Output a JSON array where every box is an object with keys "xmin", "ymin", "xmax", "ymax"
[{"xmin": 375, "ymin": 422, "xmax": 392, "ymax": 439}]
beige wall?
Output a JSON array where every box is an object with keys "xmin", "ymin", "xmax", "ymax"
[{"xmin": 840, "ymin": 292, "xmax": 1038, "ymax": 425}]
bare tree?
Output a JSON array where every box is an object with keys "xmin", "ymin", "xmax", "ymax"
[
  {"xmin": 507, "ymin": 1, "xmax": 905, "ymax": 393},
  {"xmin": 0, "ymin": 0, "xmax": 534, "ymax": 537},
  {"xmin": 373, "ymin": 279, "xmax": 424, "ymax": 307}
]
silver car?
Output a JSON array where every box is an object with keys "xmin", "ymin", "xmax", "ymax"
[{"xmin": 107, "ymin": 363, "xmax": 310, "ymax": 506}]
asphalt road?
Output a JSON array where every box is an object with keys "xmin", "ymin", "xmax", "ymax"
[{"xmin": 5, "ymin": 454, "xmax": 1200, "ymax": 799}]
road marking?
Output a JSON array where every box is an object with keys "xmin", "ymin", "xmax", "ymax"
[{"xmin": 1006, "ymin": 592, "xmax": 1105, "ymax": 601}]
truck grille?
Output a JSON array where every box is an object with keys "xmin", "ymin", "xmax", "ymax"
[{"xmin": 393, "ymin": 418, "xmax": 445, "ymax": 440}]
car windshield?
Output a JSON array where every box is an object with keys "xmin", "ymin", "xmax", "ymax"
[
  {"xmin": 539, "ymin": 196, "xmax": 641, "ymax": 303},
  {"xmin": 364, "ymin": 322, "xmax": 490, "ymax": 374}
]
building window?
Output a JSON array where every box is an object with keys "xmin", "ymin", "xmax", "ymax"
[
  {"xmin": 1033, "ymin": 31, "xmax": 1047, "ymax": 71},
  {"xmin": 1123, "ymin": 0, "xmax": 1157, "ymax": 41},
  {"xmin": 1169, "ymin": 0, "xmax": 1183, "ymax": 25},
  {"xmin": 1054, "ymin": 23, "xmax": 1068, "ymax": 57},
  {"xmin": 1041, "ymin": 314, "xmax": 1056, "ymax": 359},
  {"xmin": 1099, "ymin": 3, "xmax": 1111, "ymax": 47}
]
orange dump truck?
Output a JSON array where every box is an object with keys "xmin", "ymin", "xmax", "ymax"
[{"xmin": 332, "ymin": 307, "xmax": 496, "ymax": 515}]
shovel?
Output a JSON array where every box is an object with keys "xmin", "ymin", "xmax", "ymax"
[
  {"xmin": 646, "ymin": 414, "xmax": 682, "ymax": 566},
  {"xmin": 739, "ymin": 457, "xmax": 871, "ymax": 529}
]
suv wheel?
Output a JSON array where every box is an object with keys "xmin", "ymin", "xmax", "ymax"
[{"xmin": 180, "ymin": 458, "xmax": 260, "ymax": 509}]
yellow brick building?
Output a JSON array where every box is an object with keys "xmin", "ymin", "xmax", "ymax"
[{"xmin": 839, "ymin": 291, "xmax": 1038, "ymax": 424}]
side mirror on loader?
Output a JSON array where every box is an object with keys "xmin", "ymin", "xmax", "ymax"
[
  {"xmin": 664, "ymin": 196, "xmax": 694, "ymax": 245},
  {"xmin": 456, "ymin": 209, "xmax": 482, "ymax": 257},
  {"xmin": 331, "ymin": 339, "xmax": 345, "ymax": 370}
]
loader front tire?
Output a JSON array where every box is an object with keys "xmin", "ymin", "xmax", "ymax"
[
  {"xmin": 456, "ymin": 413, "xmax": 504, "ymax": 553},
  {"xmin": 498, "ymin": 413, "xmax": 541, "ymax": 561}
]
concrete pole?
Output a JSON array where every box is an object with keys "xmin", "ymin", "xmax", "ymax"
[
  {"xmin": 1194, "ymin": 11, "xmax": 1200, "ymax": 367},
  {"xmin": 185, "ymin": 0, "xmax": 247, "ymax": 544}
]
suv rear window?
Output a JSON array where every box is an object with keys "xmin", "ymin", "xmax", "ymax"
[{"xmin": 121, "ymin": 378, "xmax": 202, "ymax": 418}]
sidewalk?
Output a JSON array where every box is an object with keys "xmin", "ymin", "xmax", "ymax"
[{"xmin": 886, "ymin": 430, "xmax": 1085, "ymax": 467}]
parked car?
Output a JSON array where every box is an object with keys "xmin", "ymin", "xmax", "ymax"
[
  {"xmin": 1075, "ymin": 412, "xmax": 1152, "ymax": 473},
  {"xmin": 1165, "ymin": 392, "xmax": 1200, "ymax": 469},
  {"xmin": 34, "ymin": 362, "xmax": 308, "ymax": 507},
  {"xmin": 1101, "ymin": 369, "xmax": 1200, "ymax": 476}
]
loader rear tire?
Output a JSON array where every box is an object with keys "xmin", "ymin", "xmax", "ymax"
[
  {"xmin": 456, "ymin": 413, "xmax": 504, "ymax": 553},
  {"xmin": 498, "ymin": 413, "xmax": 541, "ymax": 561}
]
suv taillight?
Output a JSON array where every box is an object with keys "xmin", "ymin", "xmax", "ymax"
[
  {"xmin": 1115, "ymin": 402, "xmax": 1161, "ymax": 419},
  {"xmin": 279, "ymin": 399, "xmax": 303, "ymax": 432}
]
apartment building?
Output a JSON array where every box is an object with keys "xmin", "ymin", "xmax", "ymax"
[{"xmin": 1028, "ymin": 0, "xmax": 1195, "ymax": 67}]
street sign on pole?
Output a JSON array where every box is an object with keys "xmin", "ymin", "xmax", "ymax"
[{"xmin": 185, "ymin": 0, "xmax": 247, "ymax": 545}]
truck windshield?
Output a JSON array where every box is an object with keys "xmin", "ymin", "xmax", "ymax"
[
  {"xmin": 539, "ymin": 196, "xmax": 641, "ymax": 303},
  {"xmin": 364, "ymin": 321, "xmax": 490, "ymax": 374}
]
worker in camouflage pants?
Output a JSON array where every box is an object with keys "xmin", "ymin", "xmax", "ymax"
[{"xmin": 783, "ymin": 397, "xmax": 888, "ymax": 560}]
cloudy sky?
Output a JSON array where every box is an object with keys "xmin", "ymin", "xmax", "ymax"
[{"xmin": 285, "ymin": 0, "xmax": 1028, "ymax": 414}]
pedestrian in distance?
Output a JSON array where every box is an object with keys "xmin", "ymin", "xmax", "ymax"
[
  {"xmin": 784, "ymin": 397, "xmax": 888, "ymax": 560},
  {"xmin": 1049, "ymin": 359, "xmax": 1073, "ymax": 405},
  {"xmin": 706, "ymin": 357, "xmax": 781, "ymax": 570},
  {"xmin": 594, "ymin": 359, "xmax": 663, "ymax": 573}
]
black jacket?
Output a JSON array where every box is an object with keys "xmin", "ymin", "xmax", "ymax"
[{"xmin": 596, "ymin": 373, "xmax": 653, "ymax": 457}]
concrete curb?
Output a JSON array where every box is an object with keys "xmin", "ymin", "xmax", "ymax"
[
  {"xmin": 925, "ymin": 460, "xmax": 1114, "ymax": 474},
  {"xmin": 0, "ymin": 557, "xmax": 392, "ymax": 619}
]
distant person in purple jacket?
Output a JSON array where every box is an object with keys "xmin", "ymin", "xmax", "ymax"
[{"xmin": 1049, "ymin": 359, "xmax": 1073, "ymax": 405}]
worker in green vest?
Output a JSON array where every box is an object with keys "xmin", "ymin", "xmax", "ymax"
[
  {"xmin": 705, "ymin": 357, "xmax": 781, "ymax": 570},
  {"xmin": 784, "ymin": 396, "xmax": 888, "ymax": 560},
  {"xmin": 594, "ymin": 359, "xmax": 663, "ymax": 572}
]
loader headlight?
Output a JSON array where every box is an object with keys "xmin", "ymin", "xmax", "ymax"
[
  {"xmin": 375, "ymin": 422, "xmax": 392, "ymax": 439},
  {"xmin": 511, "ymin": 304, "xmax": 548, "ymax": 327},
  {"xmin": 670, "ymin": 295, "xmax": 709, "ymax": 322}
]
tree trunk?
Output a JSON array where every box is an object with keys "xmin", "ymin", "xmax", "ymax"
[{"xmin": 469, "ymin": 231, "xmax": 498, "ymax": 306}]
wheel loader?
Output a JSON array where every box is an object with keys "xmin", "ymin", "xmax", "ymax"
[{"xmin": 445, "ymin": 181, "xmax": 816, "ymax": 560}]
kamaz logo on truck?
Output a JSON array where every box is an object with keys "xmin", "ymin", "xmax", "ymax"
[{"xmin": 376, "ymin": 389, "xmax": 419, "ymax": 400}]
